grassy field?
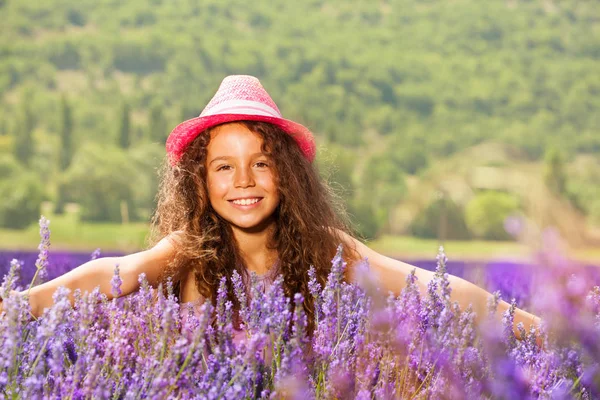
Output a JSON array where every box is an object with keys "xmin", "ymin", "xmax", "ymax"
[
  {"xmin": 367, "ymin": 235, "xmax": 532, "ymax": 261},
  {"xmin": 2, "ymin": 213, "xmax": 600, "ymax": 264},
  {"xmin": 0, "ymin": 213, "xmax": 149, "ymax": 252},
  {"xmin": 369, "ymin": 235, "xmax": 600, "ymax": 264}
]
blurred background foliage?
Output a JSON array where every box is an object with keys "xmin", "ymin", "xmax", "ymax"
[{"xmin": 0, "ymin": 0, "xmax": 599, "ymax": 250}]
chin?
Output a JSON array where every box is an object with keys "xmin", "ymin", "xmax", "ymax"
[{"xmin": 229, "ymin": 216, "xmax": 275, "ymax": 232}]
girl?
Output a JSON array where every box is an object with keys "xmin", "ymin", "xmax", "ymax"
[{"xmin": 12, "ymin": 75, "xmax": 539, "ymax": 338}]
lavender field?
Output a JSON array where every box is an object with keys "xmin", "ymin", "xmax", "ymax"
[
  {"xmin": 0, "ymin": 250, "xmax": 576, "ymax": 308},
  {"xmin": 1, "ymin": 220, "xmax": 600, "ymax": 398},
  {"xmin": 2, "ymin": 248, "xmax": 598, "ymax": 310}
]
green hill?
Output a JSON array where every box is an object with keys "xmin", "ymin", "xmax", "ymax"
[
  {"xmin": 390, "ymin": 142, "xmax": 600, "ymax": 246},
  {"xmin": 0, "ymin": 0, "xmax": 599, "ymax": 238}
]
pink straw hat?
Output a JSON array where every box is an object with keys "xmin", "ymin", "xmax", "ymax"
[{"xmin": 166, "ymin": 75, "xmax": 316, "ymax": 165}]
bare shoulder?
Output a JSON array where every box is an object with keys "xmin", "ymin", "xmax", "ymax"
[
  {"xmin": 334, "ymin": 229, "xmax": 433, "ymax": 294},
  {"xmin": 146, "ymin": 231, "xmax": 182, "ymax": 267},
  {"xmin": 154, "ymin": 230, "xmax": 184, "ymax": 251},
  {"xmin": 334, "ymin": 229, "xmax": 412, "ymax": 270},
  {"xmin": 119, "ymin": 231, "xmax": 181, "ymax": 287}
]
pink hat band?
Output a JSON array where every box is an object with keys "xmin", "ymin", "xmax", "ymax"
[{"xmin": 166, "ymin": 75, "xmax": 316, "ymax": 165}]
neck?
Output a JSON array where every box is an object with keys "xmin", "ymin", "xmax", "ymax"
[{"xmin": 231, "ymin": 222, "xmax": 277, "ymax": 275}]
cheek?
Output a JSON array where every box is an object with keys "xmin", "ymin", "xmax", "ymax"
[
  {"xmin": 262, "ymin": 175, "xmax": 280, "ymax": 203},
  {"xmin": 207, "ymin": 176, "xmax": 229, "ymax": 199},
  {"xmin": 259, "ymin": 172, "xmax": 278, "ymax": 191}
]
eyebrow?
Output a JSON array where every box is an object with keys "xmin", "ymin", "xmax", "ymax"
[{"xmin": 208, "ymin": 152, "xmax": 266, "ymax": 166}]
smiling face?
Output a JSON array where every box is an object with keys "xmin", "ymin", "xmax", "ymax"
[{"xmin": 205, "ymin": 123, "xmax": 280, "ymax": 233}]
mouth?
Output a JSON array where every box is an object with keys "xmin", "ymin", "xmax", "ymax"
[{"xmin": 228, "ymin": 197, "xmax": 263, "ymax": 208}]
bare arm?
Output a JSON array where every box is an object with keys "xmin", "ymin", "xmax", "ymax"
[
  {"xmin": 346, "ymin": 235, "xmax": 540, "ymax": 340},
  {"xmin": 22, "ymin": 235, "xmax": 178, "ymax": 318}
]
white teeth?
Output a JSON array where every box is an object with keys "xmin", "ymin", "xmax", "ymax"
[{"xmin": 232, "ymin": 198, "xmax": 260, "ymax": 206}]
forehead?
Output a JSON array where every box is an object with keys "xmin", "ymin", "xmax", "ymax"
[{"xmin": 207, "ymin": 123, "xmax": 265, "ymax": 157}]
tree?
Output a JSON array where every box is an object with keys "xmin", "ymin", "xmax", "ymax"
[
  {"xmin": 317, "ymin": 145, "xmax": 355, "ymax": 198},
  {"xmin": 0, "ymin": 154, "xmax": 44, "ymax": 229},
  {"xmin": 58, "ymin": 95, "xmax": 74, "ymax": 171},
  {"xmin": 148, "ymin": 102, "xmax": 168, "ymax": 143},
  {"xmin": 65, "ymin": 142, "xmax": 139, "ymax": 222},
  {"xmin": 391, "ymin": 146, "xmax": 429, "ymax": 175},
  {"xmin": 118, "ymin": 102, "xmax": 131, "ymax": 149},
  {"xmin": 13, "ymin": 100, "xmax": 36, "ymax": 167},
  {"xmin": 358, "ymin": 155, "xmax": 407, "ymax": 236},
  {"xmin": 465, "ymin": 191, "xmax": 521, "ymax": 240},
  {"xmin": 128, "ymin": 142, "xmax": 164, "ymax": 219},
  {"xmin": 348, "ymin": 198, "xmax": 380, "ymax": 240},
  {"xmin": 0, "ymin": 118, "xmax": 7, "ymax": 136},
  {"xmin": 410, "ymin": 195, "xmax": 471, "ymax": 240},
  {"xmin": 544, "ymin": 148, "xmax": 567, "ymax": 196},
  {"xmin": 55, "ymin": 95, "xmax": 74, "ymax": 214},
  {"xmin": 180, "ymin": 105, "xmax": 200, "ymax": 122}
]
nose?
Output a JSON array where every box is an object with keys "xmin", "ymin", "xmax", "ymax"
[{"xmin": 234, "ymin": 166, "xmax": 255, "ymax": 188}]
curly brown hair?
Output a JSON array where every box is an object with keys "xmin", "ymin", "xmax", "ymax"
[{"xmin": 149, "ymin": 121, "xmax": 360, "ymax": 332}]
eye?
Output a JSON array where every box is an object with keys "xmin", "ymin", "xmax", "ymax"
[
  {"xmin": 255, "ymin": 161, "xmax": 269, "ymax": 168},
  {"xmin": 216, "ymin": 165, "xmax": 232, "ymax": 171}
]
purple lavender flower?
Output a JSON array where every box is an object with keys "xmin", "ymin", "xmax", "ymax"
[
  {"xmin": 31, "ymin": 216, "xmax": 51, "ymax": 287},
  {"xmin": 2, "ymin": 228, "xmax": 600, "ymax": 398},
  {"xmin": 231, "ymin": 269, "xmax": 249, "ymax": 323},
  {"xmin": 502, "ymin": 299, "xmax": 518, "ymax": 351},
  {"xmin": 90, "ymin": 248, "xmax": 101, "ymax": 260},
  {"xmin": 0, "ymin": 259, "xmax": 22, "ymax": 297},
  {"xmin": 435, "ymin": 245, "xmax": 452, "ymax": 301},
  {"xmin": 110, "ymin": 263, "xmax": 122, "ymax": 298},
  {"xmin": 307, "ymin": 265, "xmax": 323, "ymax": 324},
  {"xmin": 586, "ymin": 286, "xmax": 600, "ymax": 329}
]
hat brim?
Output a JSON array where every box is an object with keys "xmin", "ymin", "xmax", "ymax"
[{"xmin": 166, "ymin": 114, "xmax": 316, "ymax": 165}]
